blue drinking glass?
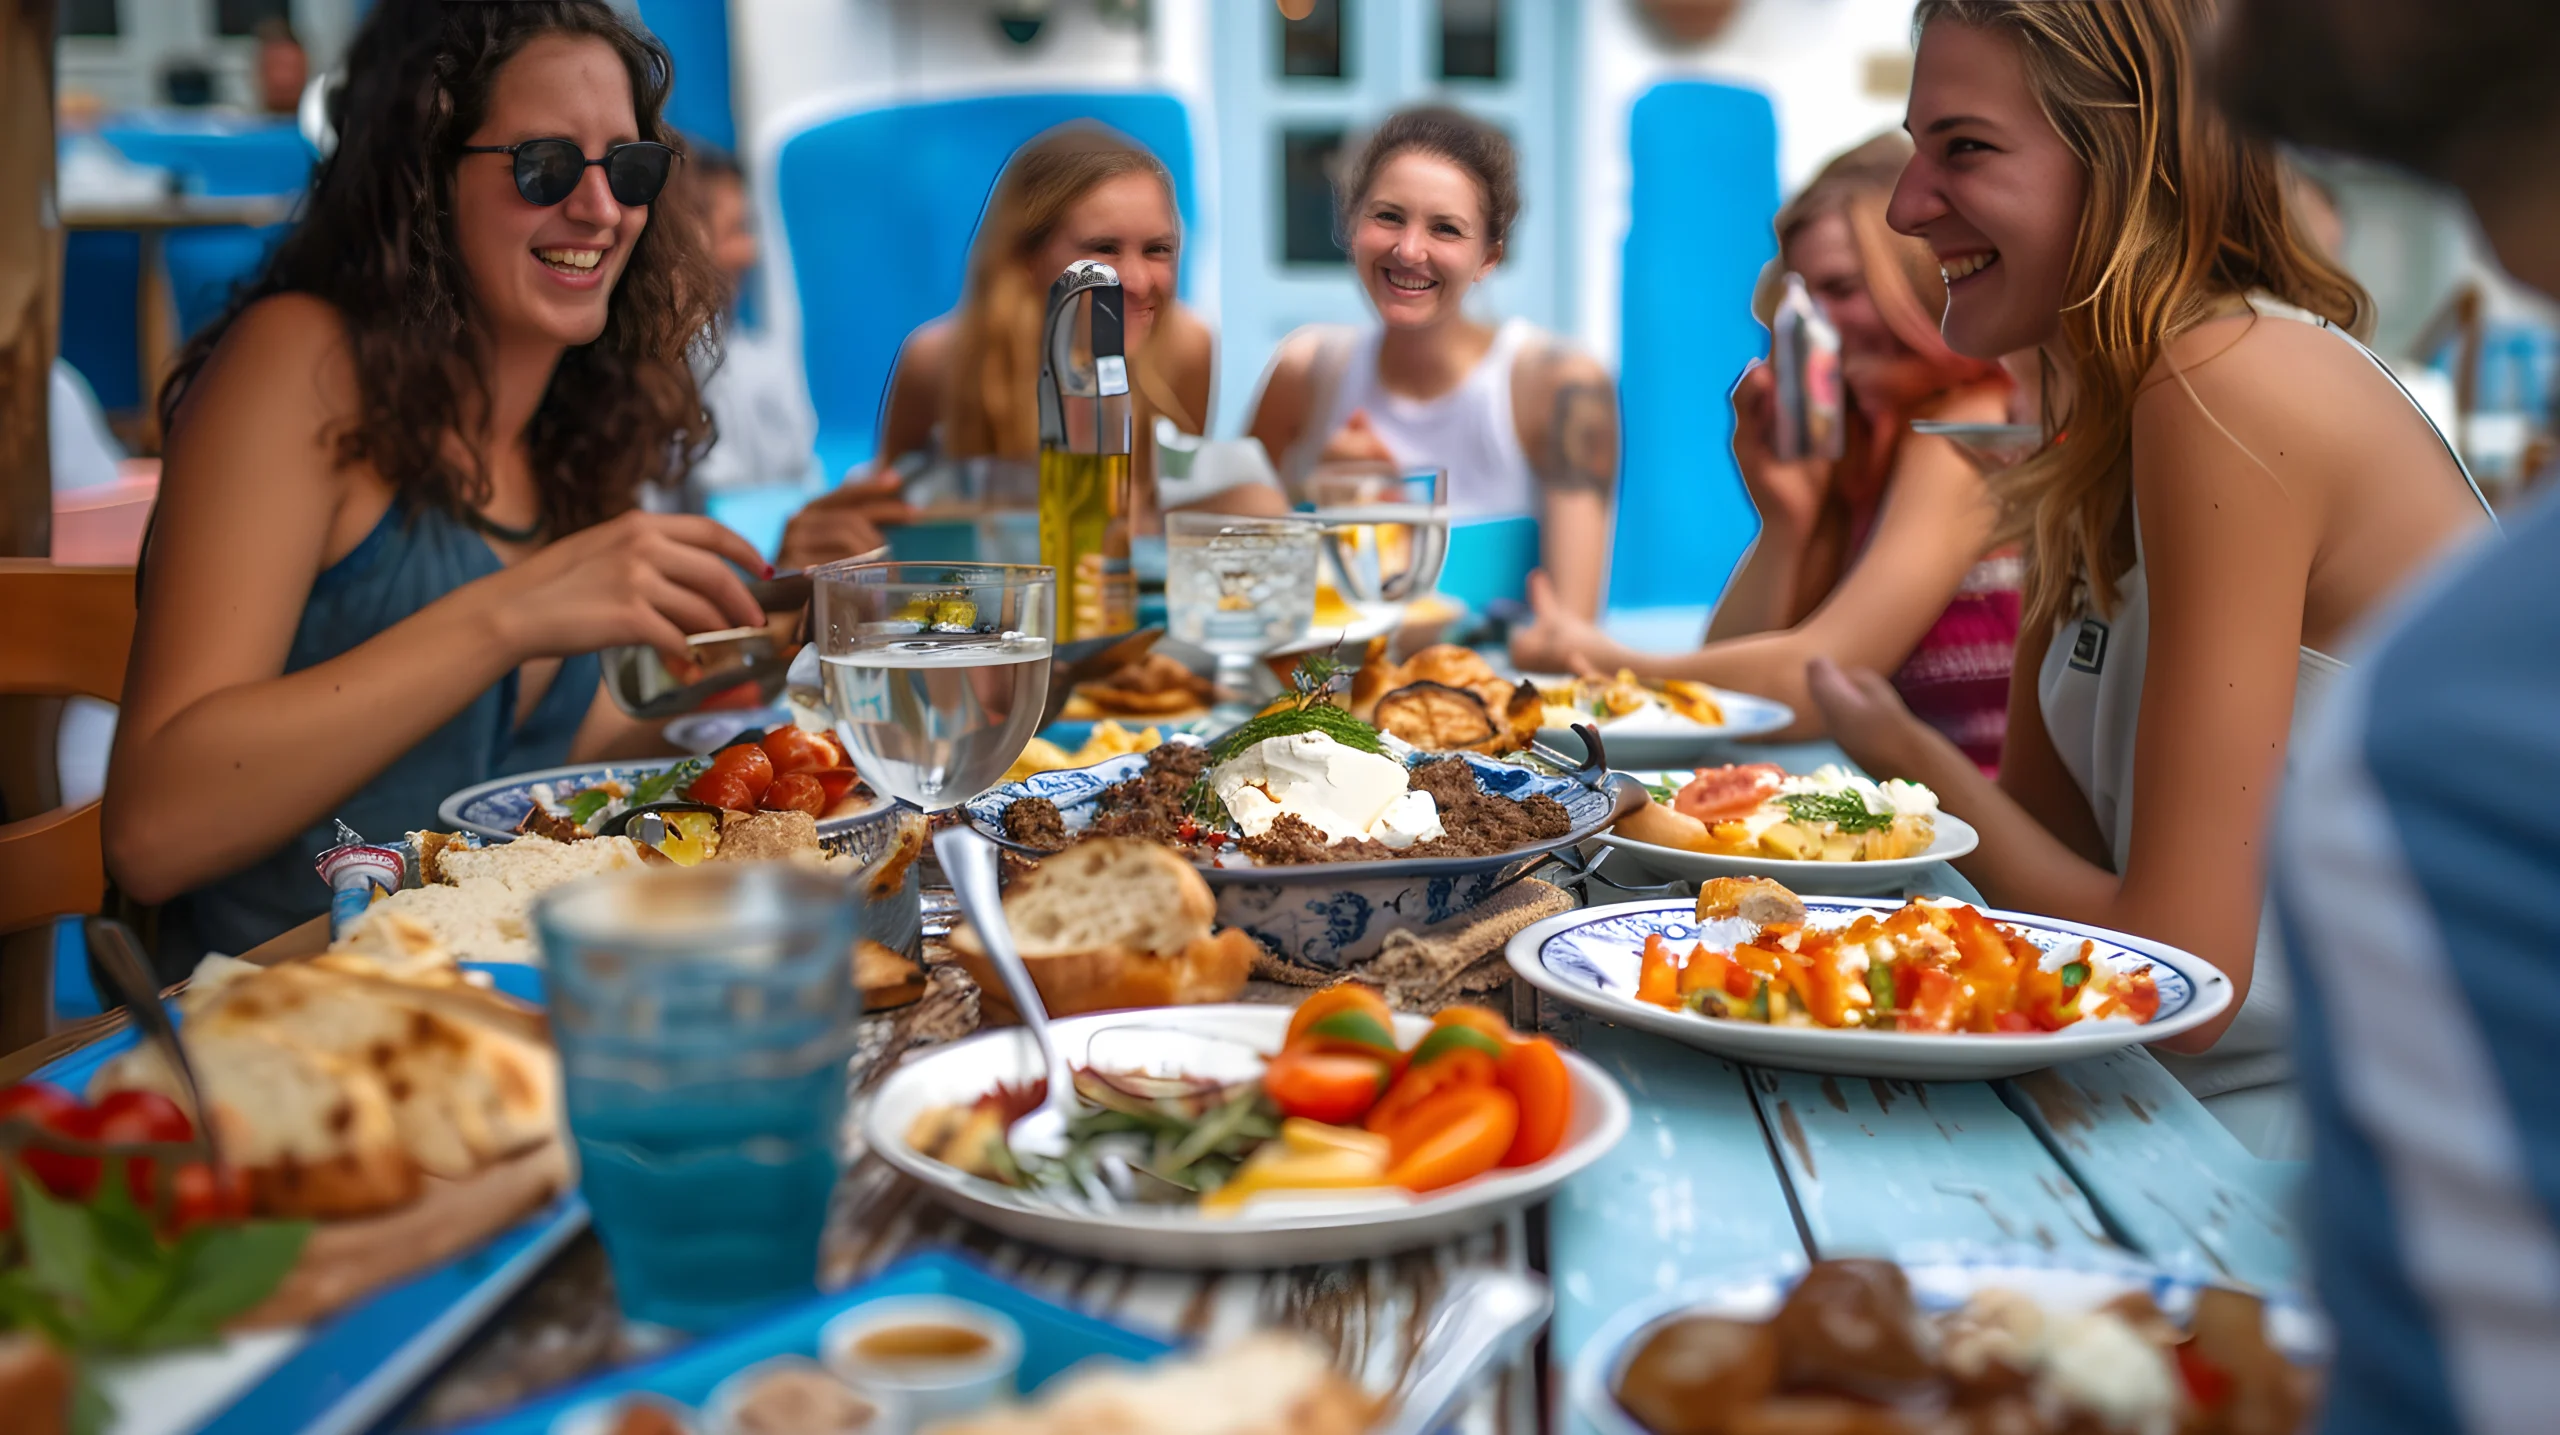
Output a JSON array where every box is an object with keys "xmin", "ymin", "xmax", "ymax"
[{"xmin": 536, "ymin": 863, "xmax": 862, "ymax": 1332}]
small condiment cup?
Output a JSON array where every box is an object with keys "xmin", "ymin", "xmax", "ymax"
[
  {"xmin": 819, "ymin": 1296, "xmax": 1023, "ymax": 1427},
  {"xmin": 548, "ymin": 1391, "xmax": 703, "ymax": 1435},
  {"xmin": 705, "ymin": 1355, "xmax": 898, "ymax": 1435}
]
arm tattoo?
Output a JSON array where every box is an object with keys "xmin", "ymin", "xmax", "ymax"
[{"xmin": 1537, "ymin": 372, "xmax": 1619, "ymax": 497}]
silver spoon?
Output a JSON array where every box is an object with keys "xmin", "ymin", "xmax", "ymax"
[
  {"xmin": 932, "ymin": 826, "xmax": 1113, "ymax": 1208},
  {"xmin": 1377, "ymin": 1268, "xmax": 1554, "ymax": 1435}
]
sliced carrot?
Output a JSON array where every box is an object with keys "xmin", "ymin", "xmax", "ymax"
[
  {"xmin": 1383, "ymin": 1086, "xmax": 1520, "ymax": 1192},
  {"xmin": 1495, "ymin": 1037, "xmax": 1570, "ymax": 1166},
  {"xmin": 1363, "ymin": 1047, "xmax": 1496, "ymax": 1135}
]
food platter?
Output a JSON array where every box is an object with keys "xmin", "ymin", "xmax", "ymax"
[
  {"xmin": 1598, "ymin": 770, "xmax": 1981, "ymax": 896},
  {"xmin": 439, "ymin": 758, "xmax": 898, "ymax": 846},
  {"xmin": 1507, "ymin": 896, "xmax": 2232, "ymax": 1079},
  {"xmin": 962, "ymin": 746, "xmax": 1644, "ymax": 967},
  {"xmin": 865, "ymin": 1005, "xmax": 1630, "ymax": 1267},
  {"xmin": 1569, "ymin": 1248, "xmax": 2325, "ymax": 1435},
  {"xmin": 1529, "ymin": 684, "xmax": 1795, "ymax": 767}
]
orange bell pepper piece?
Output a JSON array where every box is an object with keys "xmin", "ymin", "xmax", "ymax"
[
  {"xmin": 1363, "ymin": 1047, "xmax": 1497, "ymax": 1134},
  {"xmin": 1383, "ymin": 1086, "xmax": 1521, "ymax": 1192},
  {"xmin": 1678, "ymin": 942, "xmax": 1733, "ymax": 1000},
  {"xmin": 1637, "ymin": 933, "xmax": 1681, "ymax": 1008},
  {"xmin": 1495, "ymin": 1037, "xmax": 1570, "ymax": 1166}
]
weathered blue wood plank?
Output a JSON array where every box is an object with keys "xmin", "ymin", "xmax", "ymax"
[
  {"xmin": 1541, "ymin": 1014, "xmax": 1806, "ymax": 1412},
  {"xmin": 1745, "ymin": 1067, "xmax": 2120, "ymax": 1260},
  {"xmin": 2001, "ymin": 1050, "xmax": 2303, "ymax": 1290}
]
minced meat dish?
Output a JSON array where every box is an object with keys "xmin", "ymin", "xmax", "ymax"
[{"xmin": 1000, "ymin": 747, "xmax": 1572, "ymax": 866}]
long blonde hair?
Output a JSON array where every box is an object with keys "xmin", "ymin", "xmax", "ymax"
[
  {"xmin": 1914, "ymin": 0, "xmax": 2368, "ymax": 635},
  {"xmin": 942, "ymin": 124, "xmax": 1187, "ymax": 459}
]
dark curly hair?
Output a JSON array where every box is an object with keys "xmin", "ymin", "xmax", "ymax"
[{"xmin": 158, "ymin": 0, "xmax": 720, "ymax": 536}]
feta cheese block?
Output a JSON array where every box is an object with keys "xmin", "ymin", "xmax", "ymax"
[{"xmin": 1211, "ymin": 731, "xmax": 1445, "ymax": 848}]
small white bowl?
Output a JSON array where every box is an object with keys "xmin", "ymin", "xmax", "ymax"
[
  {"xmin": 819, "ymin": 1296, "xmax": 1024, "ymax": 1427},
  {"xmin": 704, "ymin": 1355, "xmax": 898, "ymax": 1435},
  {"xmin": 549, "ymin": 1391, "xmax": 703, "ymax": 1435}
]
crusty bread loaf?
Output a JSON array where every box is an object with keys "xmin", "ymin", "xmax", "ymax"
[
  {"xmin": 356, "ymin": 882, "xmax": 536, "ymax": 964},
  {"xmin": 434, "ymin": 833, "xmax": 647, "ymax": 895},
  {"xmin": 328, "ymin": 909, "xmax": 461, "ymax": 982},
  {"xmin": 922, "ymin": 1332, "xmax": 1375, "ymax": 1435},
  {"xmin": 94, "ymin": 1027, "xmax": 420, "ymax": 1219},
  {"xmin": 187, "ymin": 964, "xmax": 559, "ymax": 1180},
  {"xmin": 946, "ymin": 839, "xmax": 1250, "ymax": 1018},
  {"xmin": 711, "ymin": 809, "xmax": 821, "ymax": 865}
]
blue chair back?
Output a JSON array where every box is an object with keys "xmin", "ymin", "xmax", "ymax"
[
  {"xmin": 1608, "ymin": 82, "xmax": 1781, "ymax": 609},
  {"xmin": 98, "ymin": 115, "xmax": 315, "ymax": 197},
  {"xmin": 768, "ymin": 91, "xmax": 1197, "ymax": 481}
]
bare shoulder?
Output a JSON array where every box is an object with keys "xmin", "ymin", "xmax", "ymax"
[
  {"xmin": 2142, "ymin": 308, "xmax": 2398, "ymax": 420},
  {"xmin": 180, "ymin": 292, "xmax": 358, "ymax": 419},
  {"xmin": 898, "ymin": 316, "xmax": 958, "ymax": 373},
  {"xmin": 1159, "ymin": 302, "xmax": 1216, "ymax": 369},
  {"xmin": 1512, "ymin": 333, "xmax": 1615, "ymax": 448}
]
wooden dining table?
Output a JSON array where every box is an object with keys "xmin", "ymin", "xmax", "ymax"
[{"xmin": 14, "ymin": 737, "xmax": 2303, "ymax": 1435}]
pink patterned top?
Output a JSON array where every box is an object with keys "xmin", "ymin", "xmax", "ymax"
[{"xmin": 1888, "ymin": 551, "xmax": 2023, "ymax": 775}]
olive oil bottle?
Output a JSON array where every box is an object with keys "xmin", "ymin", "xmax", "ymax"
[{"xmin": 1036, "ymin": 260, "xmax": 1135, "ymax": 640}]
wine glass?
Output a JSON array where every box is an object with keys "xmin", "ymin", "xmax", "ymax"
[
  {"xmin": 812, "ymin": 562, "xmax": 1056, "ymax": 813},
  {"xmin": 1164, "ymin": 513, "xmax": 1321, "ymax": 722},
  {"xmin": 1306, "ymin": 465, "xmax": 1452, "ymax": 625}
]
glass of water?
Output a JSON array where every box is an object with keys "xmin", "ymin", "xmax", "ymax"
[
  {"xmin": 813, "ymin": 562, "xmax": 1055, "ymax": 812},
  {"xmin": 1166, "ymin": 512, "xmax": 1321, "ymax": 720},
  {"xmin": 537, "ymin": 863, "xmax": 862, "ymax": 1332},
  {"xmin": 1306, "ymin": 466, "xmax": 1451, "ymax": 623}
]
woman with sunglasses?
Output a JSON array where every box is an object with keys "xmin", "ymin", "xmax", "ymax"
[{"xmin": 102, "ymin": 1, "xmax": 767, "ymax": 970}]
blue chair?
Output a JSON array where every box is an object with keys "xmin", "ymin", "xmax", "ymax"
[
  {"xmin": 98, "ymin": 114, "xmax": 314, "ymax": 198},
  {"xmin": 1608, "ymin": 82, "xmax": 1782, "ymax": 609},
  {"xmin": 767, "ymin": 91, "xmax": 1198, "ymax": 483},
  {"xmin": 62, "ymin": 231, "xmax": 144, "ymax": 412}
]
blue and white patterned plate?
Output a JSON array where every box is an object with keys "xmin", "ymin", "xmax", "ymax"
[
  {"xmin": 964, "ymin": 744, "xmax": 1642, "ymax": 969},
  {"xmin": 1506, "ymin": 895, "xmax": 2232, "ymax": 1079},
  {"xmin": 439, "ymin": 760, "xmax": 900, "ymax": 848},
  {"xmin": 1571, "ymin": 1246, "xmax": 2325, "ymax": 1435}
]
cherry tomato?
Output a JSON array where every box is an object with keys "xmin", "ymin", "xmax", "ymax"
[
  {"xmin": 761, "ymin": 726, "xmax": 837, "ymax": 776},
  {"xmin": 708, "ymin": 742, "xmax": 776, "ymax": 802},
  {"xmin": 0, "ymin": 1083, "xmax": 95, "ymax": 1199},
  {"xmin": 808, "ymin": 730, "xmax": 849, "ymax": 768},
  {"xmin": 1993, "ymin": 1011, "xmax": 2038, "ymax": 1034},
  {"xmin": 1495, "ymin": 1037, "xmax": 1571, "ymax": 1167},
  {"xmin": 90, "ymin": 1090, "xmax": 195, "ymax": 1208},
  {"xmin": 1284, "ymin": 983, "xmax": 1398, "ymax": 1052},
  {"xmin": 685, "ymin": 767, "xmax": 759, "ymax": 812},
  {"xmin": 1383, "ymin": 1086, "xmax": 1519, "ymax": 1192},
  {"xmin": 760, "ymin": 772, "xmax": 828, "ymax": 816},
  {"xmin": 164, "ymin": 1162, "xmax": 253, "ymax": 1235},
  {"xmin": 1363, "ymin": 1046, "xmax": 1496, "ymax": 1135},
  {"xmin": 1671, "ymin": 763, "xmax": 1789, "ymax": 823},
  {"xmin": 1427, "ymin": 1005, "xmax": 1518, "ymax": 1049},
  {"xmin": 802, "ymin": 767, "xmax": 862, "ymax": 808},
  {"xmin": 1262, "ymin": 1048, "xmax": 1393, "ymax": 1126}
]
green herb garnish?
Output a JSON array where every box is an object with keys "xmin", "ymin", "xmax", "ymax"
[
  {"xmin": 562, "ymin": 787, "xmax": 613, "ymax": 828},
  {"xmin": 1211, "ymin": 702, "xmax": 1387, "ymax": 761},
  {"xmin": 2061, "ymin": 960, "xmax": 2091, "ymax": 991},
  {"xmin": 1644, "ymin": 776, "xmax": 1685, "ymax": 807},
  {"xmin": 629, "ymin": 757, "xmax": 706, "ymax": 807},
  {"xmin": 1775, "ymin": 791, "xmax": 1897, "ymax": 834},
  {"xmin": 1, "ymin": 1169, "xmax": 311, "ymax": 1435}
]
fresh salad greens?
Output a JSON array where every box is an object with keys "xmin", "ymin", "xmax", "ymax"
[
  {"xmin": 1773, "ymin": 790, "xmax": 1898, "ymax": 835},
  {"xmin": 1022, "ymin": 1071, "xmax": 1281, "ymax": 1201}
]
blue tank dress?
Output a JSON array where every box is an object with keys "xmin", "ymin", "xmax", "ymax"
[{"xmin": 160, "ymin": 500, "xmax": 598, "ymax": 965}]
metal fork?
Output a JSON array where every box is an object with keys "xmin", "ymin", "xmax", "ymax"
[
  {"xmin": 932, "ymin": 826, "xmax": 1115, "ymax": 1209},
  {"xmin": 1376, "ymin": 1269, "xmax": 1553, "ymax": 1435}
]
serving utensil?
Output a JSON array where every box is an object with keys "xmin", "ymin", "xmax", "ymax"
[
  {"xmin": 1377, "ymin": 1269, "xmax": 1553, "ymax": 1435},
  {"xmin": 932, "ymin": 826, "xmax": 1114, "ymax": 1209}
]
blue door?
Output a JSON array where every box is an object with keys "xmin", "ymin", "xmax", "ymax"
[{"xmin": 1208, "ymin": 0, "xmax": 1571, "ymax": 436}]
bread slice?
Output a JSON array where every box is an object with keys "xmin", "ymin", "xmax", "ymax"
[
  {"xmin": 1696, "ymin": 876, "xmax": 1808, "ymax": 928},
  {"xmin": 928, "ymin": 1332, "xmax": 1375, "ymax": 1435},
  {"xmin": 187, "ymin": 964, "xmax": 559, "ymax": 1181},
  {"xmin": 328, "ymin": 909, "xmax": 461, "ymax": 982},
  {"xmin": 355, "ymin": 882, "xmax": 536, "ymax": 964},
  {"xmin": 434, "ymin": 833, "xmax": 647, "ymax": 895},
  {"xmin": 711, "ymin": 809, "xmax": 821, "ymax": 865},
  {"xmin": 947, "ymin": 839, "xmax": 1248, "ymax": 1018},
  {"xmin": 93, "ymin": 1027, "xmax": 420, "ymax": 1219}
]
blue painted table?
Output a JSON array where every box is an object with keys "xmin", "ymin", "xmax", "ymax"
[{"xmin": 1537, "ymin": 738, "xmax": 2307, "ymax": 1431}]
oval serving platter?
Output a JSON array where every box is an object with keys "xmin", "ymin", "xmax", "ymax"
[
  {"xmin": 963, "ymin": 744, "xmax": 1642, "ymax": 968},
  {"xmin": 1506, "ymin": 895, "xmax": 2231, "ymax": 1080},
  {"xmin": 866, "ymin": 1005, "xmax": 1630, "ymax": 1268}
]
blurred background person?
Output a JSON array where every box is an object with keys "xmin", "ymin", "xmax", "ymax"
[
  {"xmin": 782, "ymin": 122, "xmax": 1281, "ymax": 570},
  {"xmin": 1508, "ymin": 133, "xmax": 2020, "ymax": 767},
  {"xmin": 1248, "ymin": 106, "xmax": 1618, "ymax": 620},
  {"xmin": 2221, "ymin": 0, "xmax": 2560, "ymax": 1429},
  {"xmin": 679, "ymin": 144, "xmax": 837, "ymax": 521},
  {"xmin": 1808, "ymin": 0, "xmax": 2490, "ymax": 1155},
  {"xmin": 253, "ymin": 18, "xmax": 307, "ymax": 117}
]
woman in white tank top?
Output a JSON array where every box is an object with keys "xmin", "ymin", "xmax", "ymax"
[
  {"xmin": 1801, "ymin": 2, "xmax": 2491, "ymax": 1157},
  {"xmin": 1246, "ymin": 107, "xmax": 1618, "ymax": 618}
]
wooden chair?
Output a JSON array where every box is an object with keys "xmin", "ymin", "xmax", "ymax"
[{"xmin": 0, "ymin": 561, "xmax": 136, "ymax": 1052}]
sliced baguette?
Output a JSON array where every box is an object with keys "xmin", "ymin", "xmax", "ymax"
[
  {"xmin": 947, "ymin": 839, "xmax": 1247, "ymax": 1018},
  {"xmin": 92, "ymin": 1027, "xmax": 420, "ymax": 1219}
]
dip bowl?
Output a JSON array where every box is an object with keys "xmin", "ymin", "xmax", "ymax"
[{"xmin": 963, "ymin": 742, "xmax": 1643, "ymax": 969}]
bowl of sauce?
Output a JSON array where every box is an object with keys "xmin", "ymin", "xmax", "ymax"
[{"xmin": 820, "ymin": 1295, "xmax": 1023, "ymax": 1425}]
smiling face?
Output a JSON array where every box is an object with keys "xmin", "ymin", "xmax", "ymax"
[
  {"xmin": 1889, "ymin": 18, "xmax": 2089, "ymax": 359},
  {"xmin": 451, "ymin": 32, "xmax": 648, "ymax": 351},
  {"xmin": 1025, "ymin": 170, "xmax": 1180, "ymax": 351},
  {"xmin": 1787, "ymin": 213, "xmax": 1900, "ymax": 373},
  {"xmin": 1349, "ymin": 150, "xmax": 1501, "ymax": 330}
]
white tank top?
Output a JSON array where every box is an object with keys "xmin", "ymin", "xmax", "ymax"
[
  {"xmin": 1283, "ymin": 318, "xmax": 1543, "ymax": 519},
  {"xmin": 2038, "ymin": 295, "xmax": 2491, "ymax": 1099}
]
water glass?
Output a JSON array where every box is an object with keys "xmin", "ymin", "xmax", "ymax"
[
  {"xmin": 537, "ymin": 864, "xmax": 863, "ymax": 1332},
  {"xmin": 1165, "ymin": 512, "xmax": 1321, "ymax": 717},
  {"xmin": 814, "ymin": 562, "xmax": 1056, "ymax": 812},
  {"xmin": 1306, "ymin": 466, "xmax": 1451, "ymax": 621}
]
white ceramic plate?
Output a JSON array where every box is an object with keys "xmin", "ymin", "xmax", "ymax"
[
  {"xmin": 1570, "ymin": 1247, "xmax": 2325, "ymax": 1435},
  {"xmin": 1532, "ymin": 688, "xmax": 1795, "ymax": 768},
  {"xmin": 1596, "ymin": 773, "xmax": 1980, "ymax": 897},
  {"xmin": 438, "ymin": 760, "xmax": 895, "ymax": 843},
  {"xmin": 865, "ymin": 1005, "xmax": 1630, "ymax": 1267},
  {"xmin": 1506, "ymin": 896, "xmax": 2231, "ymax": 1080}
]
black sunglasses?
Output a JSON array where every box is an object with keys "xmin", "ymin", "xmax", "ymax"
[{"xmin": 461, "ymin": 138, "xmax": 677, "ymax": 207}]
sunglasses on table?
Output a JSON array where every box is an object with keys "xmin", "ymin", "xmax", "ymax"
[{"xmin": 461, "ymin": 138, "xmax": 678, "ymax": 207}]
